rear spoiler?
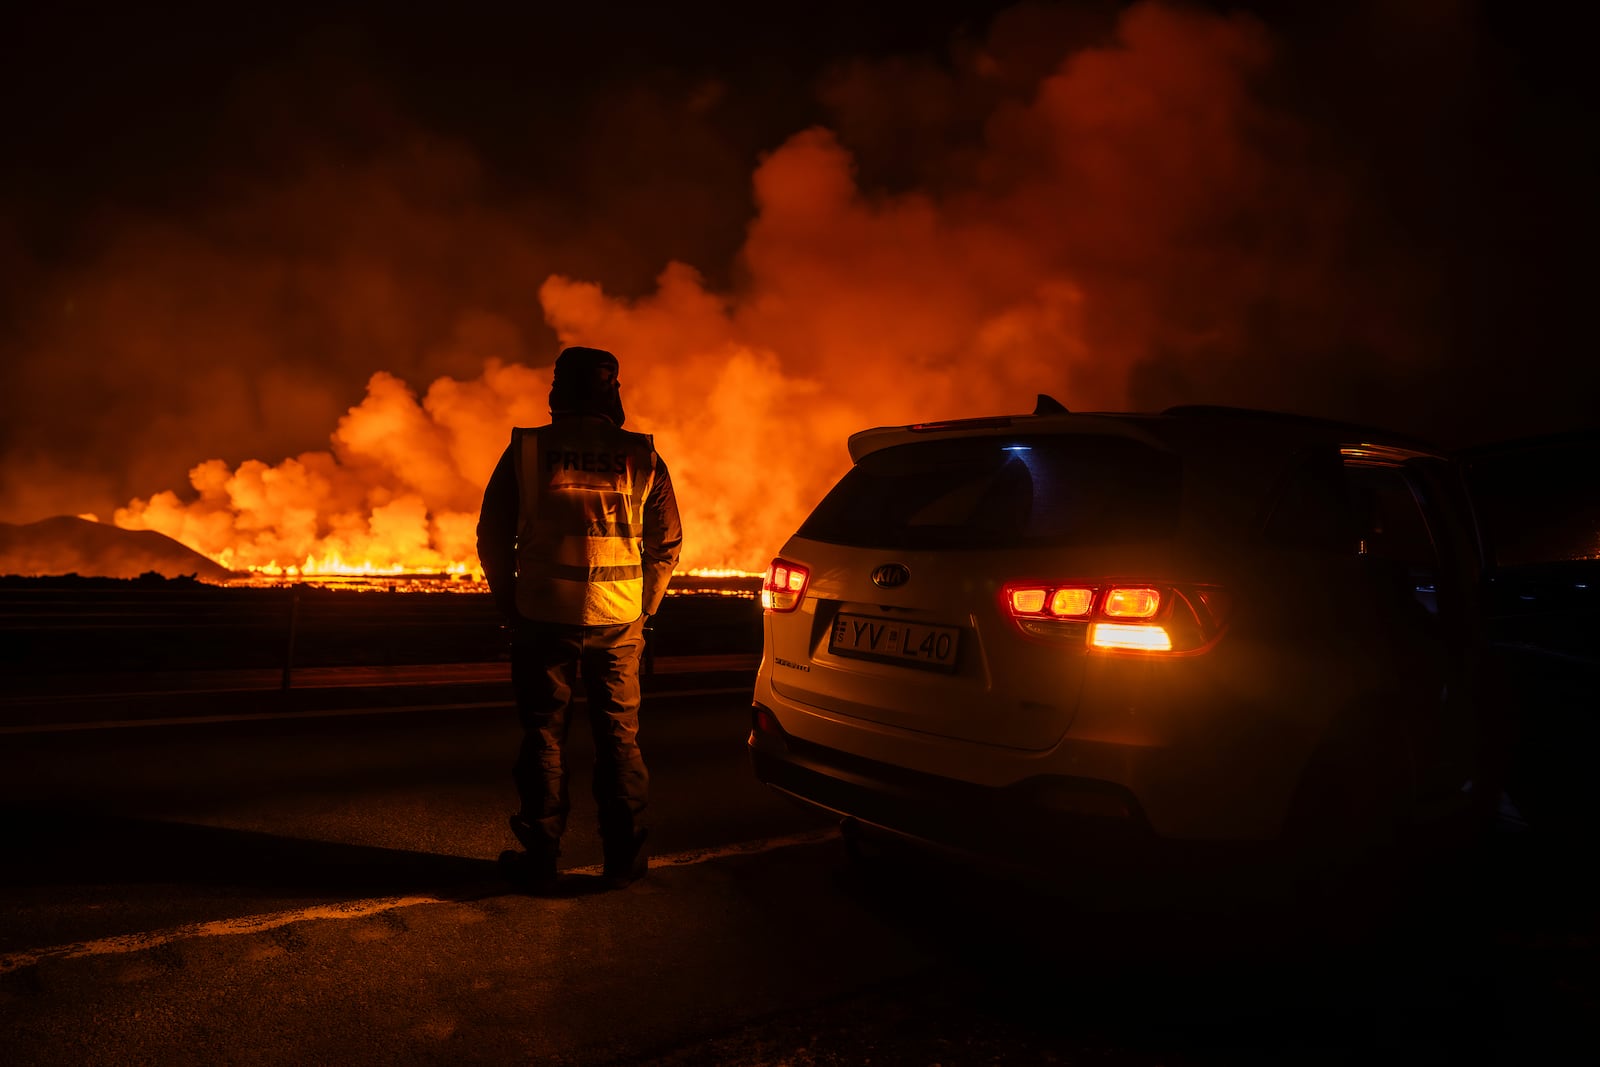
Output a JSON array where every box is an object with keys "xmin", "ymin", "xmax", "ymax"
[{"xmin": 846, "ymin": 406, "xmax": 1164, "ymax": 463}]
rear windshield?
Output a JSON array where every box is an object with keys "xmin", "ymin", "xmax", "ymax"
[{"xmin": 797, "ymin": 434, "xmax": 1181, "ymax": 550}]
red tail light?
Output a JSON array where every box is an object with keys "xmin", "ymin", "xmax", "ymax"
[
  {"xmin": 762, "ymin": 558, "xmax": 810, "ymax": 612},
  {"xmin": 1102, "ymin": 586, "xmax": 1160, "ymax": 619},
  {"xmin": 1002, "ymin": 581, "xmax": 1227, "ymax": 653}
]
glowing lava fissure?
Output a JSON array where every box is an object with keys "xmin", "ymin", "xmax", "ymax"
[
  {"xmin": 111, "ymin": 353, "xmax": 821, "ymax": 585},
  {"xmin": 213, "ymin": 567, "xmax": 761, "ymax": 596}
]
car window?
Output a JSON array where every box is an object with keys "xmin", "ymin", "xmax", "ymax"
[
  {"xmin": 1265, "ymin": 457, "xmax": 1439, "ymax": 563},
  {"xmin": 1263, "ymin": 456, "xmax": 1444, "ymax": 614},
  {"xmin": 1344, "ymin": 465, "xmax": 1438, "ymax": 569},
  {"xmin": 796, "ymin": 435, "xmax": 1181, "ymax": 550},
  {"xmin": 1464, "ymin": 434, "xmax": 1600, "ymax": 566}
]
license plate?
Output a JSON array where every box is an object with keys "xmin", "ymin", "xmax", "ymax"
[{"xmin": 829, "ymin": 613, "xmax": 961, "ymax": 671}]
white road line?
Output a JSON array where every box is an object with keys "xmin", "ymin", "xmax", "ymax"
[
  {"xmin": 0, "ymin": 897, "xmax": 450, "ymax": 977},
  {"xmin": 0, "ymin": 828, "xmax": 839, "ymax": 975},
  {"xmin": 0, "ymin": 686, "xmax": 754, "ymax": 735}
]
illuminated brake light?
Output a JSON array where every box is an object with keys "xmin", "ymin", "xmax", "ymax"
[
  {"xmin": 762, "ymin": 558, "xmax": 810, "ymax": 612},
  {"xmin": 1090, "ymin": 622, "xmax": 1172, "ymax": 651},
  {"xmin": 1007, "ymin": 585, "xmax": 1091, "ymax": 617},
  {"xmin": 1049, "ymin": 588, "xmax": 1094, "ymax": 617},
  {"xmin": 1009, "ymin": 588, "xmax": 1048, "ymax": 614},
  {"xmin": 1103, "ymin": 587, "xmax": 1160, "ymax": 618},
  {"xmin": 1005, "ymin": 580, "xmax": 1222, "ymax": 653}
]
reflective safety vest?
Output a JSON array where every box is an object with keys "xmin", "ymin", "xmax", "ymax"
[{"xmin": 511, "ymin": 418, "xmax": 660, "ymax": 626}]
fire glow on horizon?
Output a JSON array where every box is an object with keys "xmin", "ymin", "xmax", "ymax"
[{"xmin": 87, "ymin": 2, "xmax": 1396, "ymax": 578}]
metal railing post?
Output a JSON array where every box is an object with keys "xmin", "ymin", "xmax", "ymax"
[{"xmin": 281, "ymin": 583, "xmax": 302, "ymax": 691}]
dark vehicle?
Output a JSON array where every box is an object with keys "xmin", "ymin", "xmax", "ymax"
[{"xmin": 749, "ymin": 401, "xmax": 1503, "ymax": 884}]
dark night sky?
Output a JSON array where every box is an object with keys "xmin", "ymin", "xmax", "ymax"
[{"xmin": 0, "ymin": 1, "xmax": 1595, "ymax": 563}]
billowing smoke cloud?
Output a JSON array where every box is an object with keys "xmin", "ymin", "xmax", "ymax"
[
  {"xmin": 115, "ymin": 359, "xmax": 547, "ymax": 572},
  {"xmin": 0, "ymin": 33, "xmax": 753, "ymax": 535},
  {"xmin": 9, "ymin": 2, "xmax": 1585, "ymax": 575}
]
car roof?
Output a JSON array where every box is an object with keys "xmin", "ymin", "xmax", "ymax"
[{"xmin": 846, "ymin": 397, "xmax": 1446, "ymax": 464}]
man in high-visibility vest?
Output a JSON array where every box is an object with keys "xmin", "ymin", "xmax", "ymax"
[{"xmin": 476, "ymin": 346, "xmax": 683, "ymax": 893}]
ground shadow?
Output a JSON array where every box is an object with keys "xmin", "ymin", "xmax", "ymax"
[
  {"xmin": 0, "ymin": 806, "xmax": 501, "ymax": 901},
  {"xmin": 825, "ymin": 824, "xmax": 1596, "ymax": 1064}
]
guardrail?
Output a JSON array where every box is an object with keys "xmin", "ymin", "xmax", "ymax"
[
  {"xmin": 1, "ymin": 582, "xmax": 506, "ymax": 676},
  {"xmin": 0, "ymin": 579, "xmax": 762, "ymax": 681}
]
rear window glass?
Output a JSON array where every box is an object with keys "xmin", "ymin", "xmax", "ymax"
[{"xmin": 797, "ymin": 434, "xmax": 1180, "ymax": 550}]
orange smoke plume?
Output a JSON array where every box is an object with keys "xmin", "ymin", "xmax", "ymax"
[{"xmin": 110, "ymin": 2, "xmax": 1372, "ymax": 576}]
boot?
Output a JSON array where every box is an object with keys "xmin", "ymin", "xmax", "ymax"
[
  {"xmin": 503, "ymin": 815, "xmax": 560, "ymax": 895},
  {"xmin": 603, "ymin": 829, "xmax": 649, "ymax": 889},
  {"xmin": 498, "ymin": 848, "xmax": 558, "ymax": 895}
]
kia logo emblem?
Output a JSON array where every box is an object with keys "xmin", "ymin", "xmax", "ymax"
[{"xmin": 871, "ymin": 563, "xmax": 911, "ymax": 588}]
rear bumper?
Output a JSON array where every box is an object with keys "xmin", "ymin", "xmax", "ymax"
[
  {"xmin": 749, "ymin": 701, "xmax": 1158, "ymax": 870},
  {"xmin": 754, "ymin": 640, "xmax": 1315, "ymax": 842}
]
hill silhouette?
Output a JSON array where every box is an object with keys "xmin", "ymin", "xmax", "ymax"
[{"xmin": 0, "ymin": 516, "xmax": 236, "ymax": 581}]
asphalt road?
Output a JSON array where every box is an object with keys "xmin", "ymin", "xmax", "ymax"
[{"xmin": 1, "ymin": 676, "xmax": 1596, "ymax": 1065}]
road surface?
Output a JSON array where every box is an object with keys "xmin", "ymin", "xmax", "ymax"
[{"xmin": 2, "ymin": 670, "xmax": 1594, "ymax": 1065}]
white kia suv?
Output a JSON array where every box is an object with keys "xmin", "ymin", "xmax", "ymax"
[{"xmin": 749, "ymin": 400, "xmax": 1498, "ymax": 876}]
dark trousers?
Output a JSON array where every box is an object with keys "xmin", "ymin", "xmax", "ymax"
[{"xmin": 510, "ymin": 617, "xmax": 648, "ymax": 858}]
